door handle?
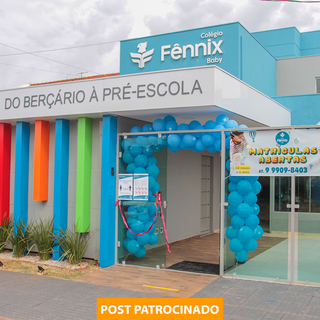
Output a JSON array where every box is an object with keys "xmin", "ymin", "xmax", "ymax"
[{"xmin": 286, "ymin": 204, "xmax": 300, "ymax": 209}]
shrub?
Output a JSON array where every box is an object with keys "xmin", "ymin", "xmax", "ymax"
[
  {"xmin": 8, "ymin": 218, "xmax": 33, "ymax": 258},
  {"xmin": 0, "ymin": 217, "xmax": 13, "ymax": 253},
  {"xmin": 30, "ymin": 218, "xmax": 54, "ymax": 261},
  {"xmin": 54, "ymin": 226, "xmax": 93, "ymax": 265}
]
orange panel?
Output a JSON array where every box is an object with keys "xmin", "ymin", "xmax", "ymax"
[{"xmin": 33, "ymin": 120, "xmax": 50, "ymax": 201}]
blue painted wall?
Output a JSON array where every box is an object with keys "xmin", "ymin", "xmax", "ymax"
[{"xmin": 274, "ymin": 94, "xmax": 320, "ymax": 125}]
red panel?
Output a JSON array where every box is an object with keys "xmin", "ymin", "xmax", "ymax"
[{"xmin": 0, "ymin": 124, "xmax": 11, "ymax": 226}]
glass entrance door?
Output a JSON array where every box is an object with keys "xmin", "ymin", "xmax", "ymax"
[{"xmin": 117, "ymin": 134, "xmax": 167, "ymax": 269}]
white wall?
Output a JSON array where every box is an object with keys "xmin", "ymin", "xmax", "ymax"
[{"xmin": 277, "ymin": 56, "xmax": 320, "ymax": 96}]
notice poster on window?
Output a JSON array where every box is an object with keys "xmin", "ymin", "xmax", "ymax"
[
  {"xmin": 230, "ymin": 129, "xmax": 320, "ymax": 176},
  {"xmin": 118, "ymin": 174, "xmax": 133, "ymax": 200},
  {"xmin": 133, "ymin": 174, "xmax": 149, "ymax": 201}
]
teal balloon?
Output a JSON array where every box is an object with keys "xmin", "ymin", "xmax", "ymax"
[
  {"xmin": 214, "ymin": 139, "xmax": 221, "ymax": 151},
  {"xmin": 148, "ymin": 176, "xmax": 156, "ymax": 190},
  {"xmin": 243, "ymin": 176, "xmax": 258, "ymax": 184},
  {"xmin": 121, "ymin": 138, "xmax": 134, "ymax": 151},
  {"xmin": 226, "ymin": 226, "xmax": 238, "ymax": 240},
  {"xmin": 148, "ymin": 156, "xmax": 157, "ymax": 165},
  {"xmin": 169, "ymin": 146, "xmax": 179, "ymax": 152},
  {"xmin": 144, "ymin": 221, "xmax": 156, "ymax": 234},
  {"xmin": 195, "ymin": 139, "xmax": 206, "ymax": 151},
  {"xmin": 227, "ymin": 205, "xmax": 237, "ymax": 217},
  {"xmin": 183, "ymin": 134, "xmax": 197, "ymax": 147},
  {"xmin": 153, "ymin": 145, "xmax": 163, "ymax": 152},
  {"xmin": 252, "ymin": 181, "xmax": 262, "ymax": 194},
  {"xmin": 123, "ymin": 238, "xmax": 130, "ymax": 249},
  {"xmin": 127, "ymin": 216, "xmax": 137, "ymax": 226},
  {"xmin": 142, "ymin": 124, "xmax": 154, "ymax": 132},
  {"xmin": 226, "ymin": 159, "xmax": 230, "ymax": 171},
  {"xmin": 235, "ymin": 249, "xmax": 248, "ymax": 262},
  {"xmin": 127, "ymin": 240, "xmax": 140, "ymax": 254},
  {"xmin": 231, "ymin": 215, "xmax": 244, "ymax": 229},
  {"xmin": 216, "ymin": 114, "xmax": 229, "ymax": 125},
  {"xmin": 164, "ymin": 115, "xmax": 176, "ymax": 123},
  {"xmin": 136, "ymin": 136, "xmax": 148, "ymax": 148},
  {"xmin": 138, "ymin": 213, "xmax": 149, "ymax": 223},
  {"xmin": 236, "ymin": 180, "xmax": 251, "ymax": 195},
  {"xmin": 228, "ymin": 191, "xmax": 243, "ymax": 207},
  {"xmin": 177, "ymin": 123, "xmax": 189, "ymax": 137},
  {"xmin": 148, "ymin": 233, "xmax": 158, "ymax": 245},
  {"xmin": 128, "ymin": 206, "xmax": 138, "ymax": 217},
  {"xmin": 153, "ymin": 118, "xmax": 166, "ymax": 131},
  {"xmin": 252, "ymin": 204, "xmax": 260, "ymax": 215},
  {"xmin": 225, "ymin": 120, "xmax": 239, "ymax": 129},
  {"xmin": 131, "ymin": 221, "xmax": 144, "ymax": 234},
  {"xmin": 148, "ymin": 136, "xmax": 158, "ymax": 145},
  {"xmin": 243, "ymin": 239, "xmax": 257, "ymax": 252},
  {"xmin": 245, "ymin": 214, "xmax": 259, "ymax": 229},
  {"xmin": 244, "ymin": 192, "xmax": 257, "ymax": 206},
  {"xmin": 137, "ymin": 206, "xmax": 148, "ymax": 214},
  {"xmin": 193, "ymin": 125, "xmax": 204, "ymax": 138},
  {"xmin": 229, "ymin": 238, "xmax": 243, "ymax": 253},
  {"xmin": 137, "ymin": 234, "xmax": 150, "ymax": 245},
  {"xmin": 213, "ymin": 124, "xmax": 224, "ymax": 138},
  {"xmin": 253, "ymin": 225, "xmax": 263, "ymax": 239},
  {"xmin": 148, "ymin": 206, "xmax": 157, "ymax": 216},
  {"xmin": 135, "ymin": 245, "xmax": 146, "ymax": 258},
  {"xmin": 226, "ymin": 136, "xmax": 231, "ymax": 149},
  {"xmin": 168, "ymin": 134, "xmax": 181, "ymax": 147},
  {"xmin": 237, "ymin": 226, "xmax": 253, "ymax": 243},
  {"xmin": 207, "ymin": 145, "xmax": 216, "ymax": 153},
  {"xmin": 152, "ymin": 182, "xmax": 160, "ymax": 193},
  {"xmin": 179, "ymin": 141, "xmax": 188, "ymax": 150},
  {"xmin": 201, "ymin": 134, "xmax": 213, "ymax": 147},
  {"xmin": 143, "ymin": 146, "xmax": 154, "ymax": 157},
  {"xmin": 166, "ymin": 120, "xmax": 178, "ymax": 131},
  {"xmin": 131, "ymin": 126, "xmax": 141, "ymax": 133},
  {"xmin": 130, "ymin": 144, "xmax": 143, "ymax": 156},
  {"xmin": 135, "ymin": 154, "xmax": 148, "ymax": 167},
  {"xmin": 228, "ymin": 183, "xmax": 237, "ymax": 193},
  {"xmin": 126, "ymin": 229, "xmax": 137, "ymax": 240},
  {"xmin": 123, "ymin": 151, "xmax": 134, "ymax": 164},
  {"xmin": 189, "ymin": 120, "xmax": 201, "ymax": 130},
  {"xmin": 204, "ymin": 120, "xmax": 216, "ymax": 129},
  {"xmin": 229, "ymin": 176, "xmax": 243, "ymax": 184},
  {"xmin": 134, "ymin": 167, "xmax": 147, "ymax": 174},
  {"xmin": 237, "ymin": 203, "xmax": 251, "ymax": 218},
  {"xmin": 126, "ymin": 163, "xmax": 136, "ymax": 173},
  {"xmin": 147, "ymin": 165, "xmax": 159, "ymax": 178}
]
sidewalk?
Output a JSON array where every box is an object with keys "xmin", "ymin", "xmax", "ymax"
[{"xmin": 1, "ymin": 265, "xmax": 320, "ymax": 319}]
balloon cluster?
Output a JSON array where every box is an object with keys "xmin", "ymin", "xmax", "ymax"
[
  {"xmin": 225, "ymin": 159, "xmax": 263, "ymax": 262},
  {"xmin": 120, "ymin": 114, "xmax": 254, "ymax": 259},
  {"xmin": 123, "ymin": 205, "xmax": 158, "ymax": 258}
]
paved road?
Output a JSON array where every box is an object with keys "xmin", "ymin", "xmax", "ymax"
[{"xmin": 1, "ymin": 270, "xmax": 320, "ymax": 319}]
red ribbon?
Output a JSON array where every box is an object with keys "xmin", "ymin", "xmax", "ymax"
[{"xmin": 116, "ymin": 199, "xmax": 157, "ymax": 236}]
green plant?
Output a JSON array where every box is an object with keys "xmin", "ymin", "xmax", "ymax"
[
  {"xmin": 0, "ymin": 216, "xmax": 13, "ymax": 253},
  {"xmin": 30, "ymin": 217, "xmax": 54, "ymax": 260},
  {"xmin": 54, "ymin": 226, "xmax": 93, "ymax": 264},
  {"xmin": 8, "ymin": 218, "xmax": 33, "ymax": 258}
]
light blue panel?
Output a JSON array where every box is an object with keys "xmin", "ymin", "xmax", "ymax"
[
  {"xmin": 239, "ymin": 28, "xmax": 277, "ymax": 96},
  {"xmin": 53, "ymin": 119, "xmax": 70, "ymax": 261},
  {"xmin": 14, "ymin": 122, "xmax": 30, "ymax": 226},
  {"xmin": 100, "ymin": 115, "xmax": 117, "ymax": 268},
  {"xmin": 252, "ymin": 27, "xmax": 301, "ymax": 58},
  {"xmin": 301, "ymin": 30, "xmax": 320, "ymax": 56},
  {"xmin": 120, "ymin": 22, "xmax": 241, "ymax": 78},
  {"xmin": 273, "ymin": 94, "xmax": 320, "ymax": 126}
]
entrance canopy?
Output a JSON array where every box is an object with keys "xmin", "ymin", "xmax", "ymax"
[{"xmin": 0, "ymin": 66, "xmax": 290, "ymax": 127}]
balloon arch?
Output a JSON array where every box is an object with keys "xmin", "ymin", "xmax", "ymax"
[{"xmin": 120, "ymin": 114, "xmax": 263, "ymax": 262}]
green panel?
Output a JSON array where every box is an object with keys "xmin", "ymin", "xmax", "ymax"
[{"xmin": 76, "ymin": 117, "xmax": 92, "ymax": 232}]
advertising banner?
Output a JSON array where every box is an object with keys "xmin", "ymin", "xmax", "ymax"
[{"xmin": 230, "ymin": 129, "xmax": 320, "ymax": 176}]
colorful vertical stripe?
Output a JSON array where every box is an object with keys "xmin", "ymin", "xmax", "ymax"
[
  {"xmin": 0, "ymin": 123, "xmax": 11, "ymax": 226},
  {"xmin": 53, "ymin": 119, "xmax": 70, "ymax": 260},
  {"xmin": 100, "ymin": 115, "xmax": 117, "ymax": 268},
  {"xmin": 33, "ymin": 120, "xmax": 50, "ymax": 201},
  {"xmin": 14, "ymin": 122, "xmax": 30, "ymax": 225},
  {"xmin": 76, "ymin": 117, "xmax": 92, "ymax": 232}
]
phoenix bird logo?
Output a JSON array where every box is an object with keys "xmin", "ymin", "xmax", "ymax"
[{"xmin": 130, "ymin": 42, "xmax": 154, "ymax": 69}]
